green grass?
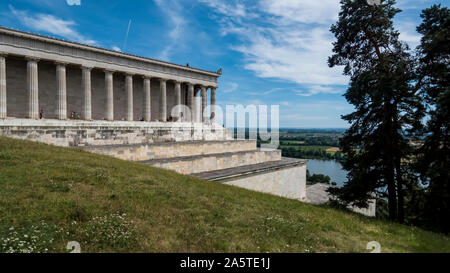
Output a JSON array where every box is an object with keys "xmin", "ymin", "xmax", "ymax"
[{"xmin": 0, "ymin": 136, "xmax": 449, "ymax": 253}]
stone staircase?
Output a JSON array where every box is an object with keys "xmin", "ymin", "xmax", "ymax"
[
  {"xmin": 83, "ymin": 139, "xmax": 307, "ymax": 201},
  {"xmin": 141, "ymin": 148, "xmax": 282, "ymax": 175}
]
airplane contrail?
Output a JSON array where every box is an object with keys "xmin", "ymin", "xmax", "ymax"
[{"xmin": 123, "ymin": 19, "xmax": 132, "ymax": 51}]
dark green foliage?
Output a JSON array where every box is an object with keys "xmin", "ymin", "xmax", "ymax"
[
  {"xmin": 327, "ymin": 0, "xmax": 424, "ymax": 222},
  {"xmin": 414, "ymin": 5, "xmax": 450, "ymax": 233},
  {"xmin": 307, "ymin": 170, "xmax": 332, "ymax": 185},
  {"xmin": 281, "ymin": 146, "xmax": 345, "ymax": 161}
]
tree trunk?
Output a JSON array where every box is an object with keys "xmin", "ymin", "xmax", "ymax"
[
  {"xmin": 396, "ymin": 156, "xmax": 405, "ymax": 223},
  {"xmin": 384, "ymin": 98, "xmax": 398, "ymax": 221},
  {"xmin": 387, "ymin": 165, "xmax": 398, "ymax": 221}
]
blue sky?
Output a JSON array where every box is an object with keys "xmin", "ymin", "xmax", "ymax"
[{"xmin": 0, "ymin": 0, "xmax": 446, "ymax": 128}]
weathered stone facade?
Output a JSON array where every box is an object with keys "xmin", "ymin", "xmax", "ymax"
[
  {"xmin": 84, "ymin": 139, "xmax": 257, "ymax": 161},
  {"xmin": 145, "ymin": 148, "xmax": 282, "ymax": 175},
  {"xmin": 223, "ymin": 163, "xmax": 307, "ymax": 201},
  {"xmin": 195, "ymin": 158, "xmax": 307, "ymax": 201},
  {"xmin": 0, "ymin": 119, "xmax": 231, "ymax": 147}
]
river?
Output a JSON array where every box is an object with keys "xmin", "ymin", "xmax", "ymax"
[{"xmin": 306, "ymin": 159, "xmax": 348, "ymax": 187}]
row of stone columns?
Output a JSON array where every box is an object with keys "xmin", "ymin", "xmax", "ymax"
[{"xmin": 0, "ymin": 55, "xmax": 217, "ymax": 123}]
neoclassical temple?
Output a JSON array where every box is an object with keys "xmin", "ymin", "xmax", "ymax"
[
  {"xmin": 0, "ymin": 26, "xmax": 321, "ymax": 210},
  {"xmin": 0, "ymin": 26, "xmax": 218, "ymax": 123}
]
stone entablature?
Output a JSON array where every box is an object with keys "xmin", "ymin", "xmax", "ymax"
[{"xmin": 0, "ymin": 27, "xmax": 220, "ymax": 86}]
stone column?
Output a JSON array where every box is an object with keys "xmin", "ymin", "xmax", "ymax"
[
  {"xmin": 105, "ymin": 70, "xmax": 114, "ymax": 121},
  {"xmin": 174, "ymin": 81, "xmax": 181, "ymax": 122},
  {"xmin": 81, "ymin": 67, "xmax": 92, "ymax": 120},
  {"xmin": 143, "ymin": 77, "xmax": 151, "ymax": 122},
  {"xmin": 201, "ymin": 86, "xmax": 208, "ymax": 123},
  {"xmin": 159, "ymin": 79, "xmax": 167, "ymax": 122},
  {"xmin": 0, "ymin": 54, "xmax": 6, "ymax": 119},
  {"xmin": 194, "ymin": 87, "xmax": 201, "ymax": 123},
  {"xmin": 210, "ymin": 87, "xmax": 216, "ymax": 124},
  {"xmin": 56, "ymin": 63, "xmax": 67, "ymax": 120},
  {"xmin": 125, "ymin": 74, "xmax": 133, "ymax": 121},
  {"xmin": 187, "ymin": 83, "xmax": 194, "ymax": 122},
  {"xmin": 26, "ymin": 58, "xmax": 39, "ymax": 119}
]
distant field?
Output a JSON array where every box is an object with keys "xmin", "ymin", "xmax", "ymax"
[
  {"xmin": 280, "ymin": 145, "xmax": 338, "ymax": 152},
  {"xmin": 279, "ymin": 140, "xmax": 305, "ymax": 145},
  {"xmin": 326, "ymin": 147, "xmax": 341, "ymax": 155}
]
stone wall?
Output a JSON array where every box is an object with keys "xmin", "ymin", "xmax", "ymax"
[
  {"xmin": 148, "ymin": 149, "xmax": 282, "ymax": 175},
  {"xmin": 84, "ymin": 139, "xmax": 257, "ymax": 161},
  {"xmin": 0, "ymin": 119, "xmax": 232, "ymax": 147},
  {"xmin": 223, "ymin": 164, "xmax": 307, "ymax": 201},
  {"xmin": 306, "ymin": 183, "xmax": 376, "ymax": 217},
  {"xmin": 4, "ymin": 57, "xmax": 188, "ymax": 122}
]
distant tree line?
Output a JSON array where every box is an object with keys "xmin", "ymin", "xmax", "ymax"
[
  {"xmin": 281, "ymin": 147, "xmax": 346, "ymax": 162},
  {"xmin": 280, "ymin": 137, "xmax": 340, "ymax": 147},
  {"xmin": 306, "ymin": 170, "xmax": 337, "ymax": 186}
]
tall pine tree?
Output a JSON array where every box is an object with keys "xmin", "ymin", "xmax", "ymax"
[
  {"xmin": 415, "ymin": 5, "xmax": 450, "ymax": 233},
  {"xmin": 327, "ymin": 0, "xmax": 423, "ymax": 222}
]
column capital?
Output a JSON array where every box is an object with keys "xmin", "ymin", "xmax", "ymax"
[
  {"xmin": 81, "ymin": 66, "xmax": 93, "ymax": 71},
  {"xmin": 159, "ymin": 78, "xmax": 167, "ymax": 83},
  {"xmin": 103, "ymin": 69, "xmax": 115, "ymax": 74},
  {"xmin": 25, "ymin": 56, "xmax": 40, "ymax": 62},
  {"xmin": 0, "ymin": 52, "xmax": 8, "ymax": 57},
  {"xmin": 55, "ymin": 61, "xmax": 68, "ymax": 66}
]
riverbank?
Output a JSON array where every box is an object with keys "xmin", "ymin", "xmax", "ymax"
[{"xmin": 307, "ymin": 159, "xmax": 348, "ymax": 187}]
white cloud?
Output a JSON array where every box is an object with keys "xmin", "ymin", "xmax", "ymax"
[
  {"xmin": 199, "ymin": 0, "xmax": 248, "ymax": 18},
  {"xmin": 154, "ymin": 0, "xmax": 187, "ymax": 60},
  {"xmin": 295, "ymin": 85, "xmax": 343, "ymax": 97},
  {"xmin": 260, "ymin": 0, "xmax": 340, "ymax": 25},
  {"xmin": 112, "ymin": 46, "xmax": 122, "ymax": 52},
  {"xmin": 66, "ymin": 0, "xmax": 81, "ymax": 6},
  {"xmin": 9, "ymin": 5, "xmax": 96, "ymax": 45},
  {"xmin": 397, "ymin": 21, "xmax": 422, "ymax": 49},
  {"xmin": 200, "ymin": 0, "xmax": 426, "ymax": 96},
  {"xmin": 199, "ymin": 0, "xmax": 348, "ymax": 95},
  {"xmin": 223, "ymin": 82, "xmax": 238, "ymax": 93}
]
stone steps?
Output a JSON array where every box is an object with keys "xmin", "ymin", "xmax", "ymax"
[
  {"xmin": 140, "ymin": 148, "xmax": 282, "ymax": 175},
  {"xmin": 83, "ymin": 139, "xmax": 256, "ymax": 161},
  {"xmin": 192, "ymin": 158, "xmax": 307, "ymax": 200}
]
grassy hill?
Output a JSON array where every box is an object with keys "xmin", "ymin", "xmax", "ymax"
[{"xmin": 0, "ymin": 136, "xmax": 449, "ymax": 253}]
